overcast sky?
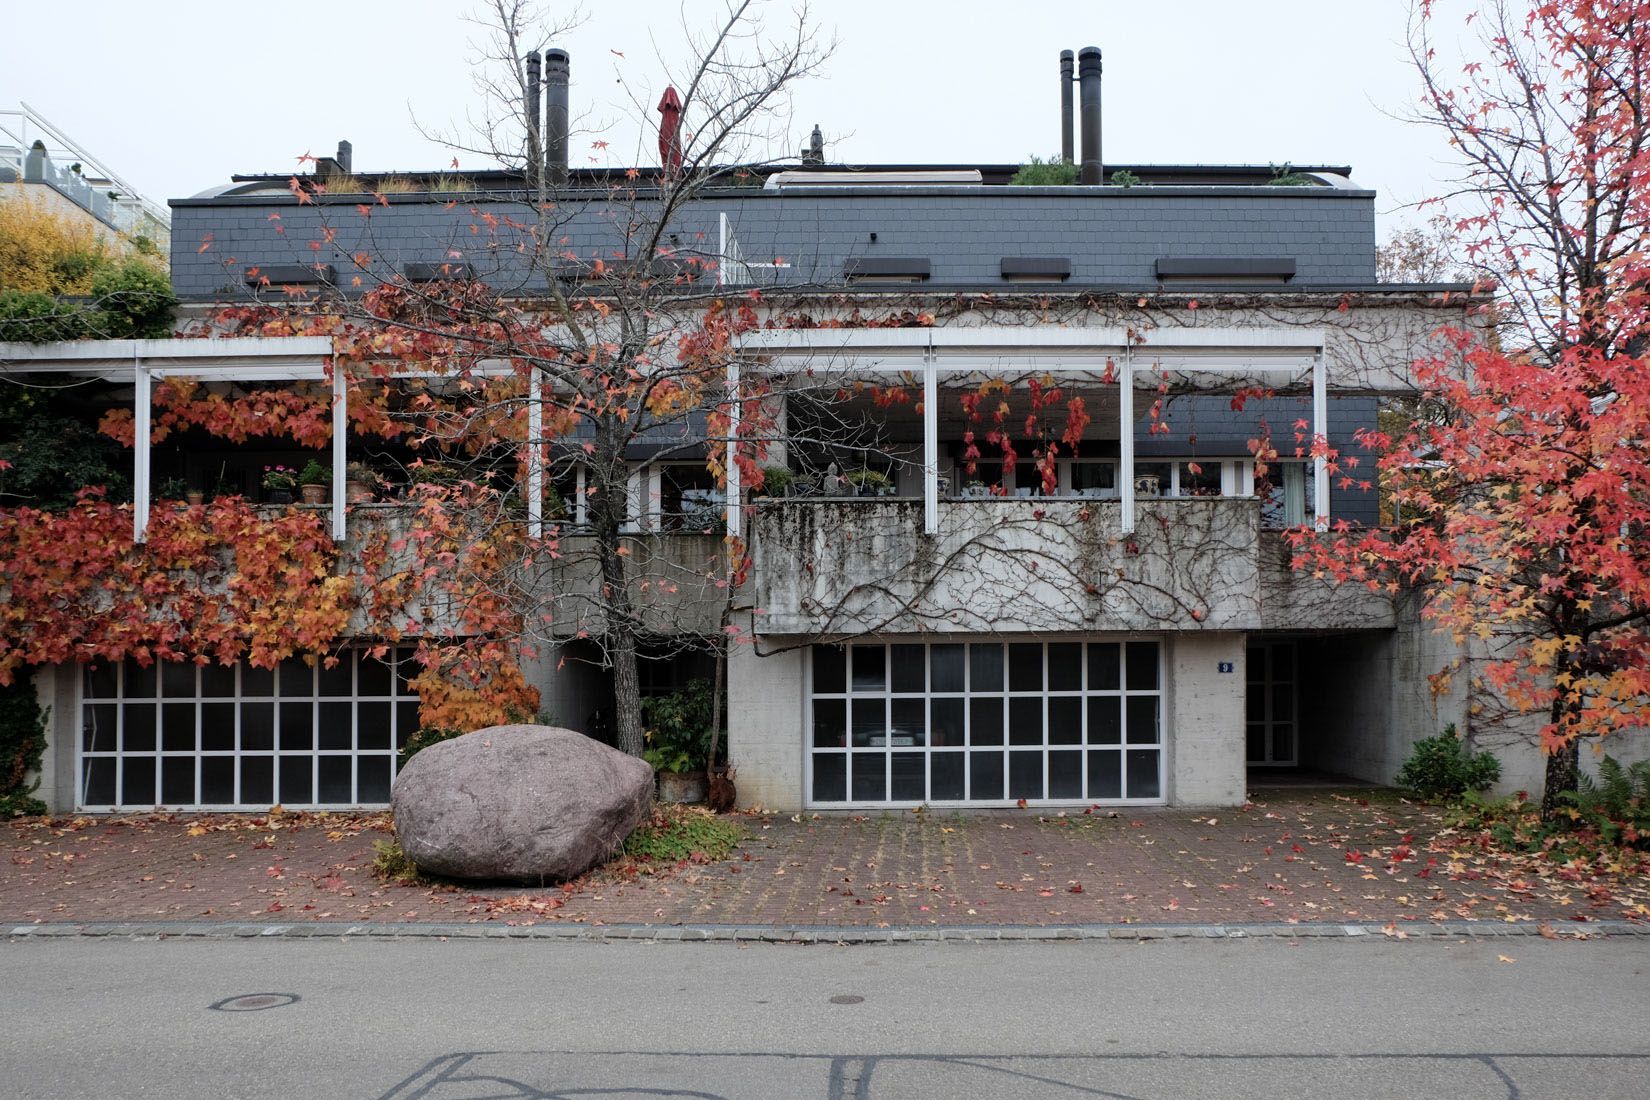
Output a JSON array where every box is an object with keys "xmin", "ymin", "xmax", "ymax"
[{"xmin": 5, "ymin": 1, "xmax": 1468, "ymax": 238}]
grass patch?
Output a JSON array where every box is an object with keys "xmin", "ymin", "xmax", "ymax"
[
  {"xmin": 371, "ymin": 835, "xmax": 432, "ymax": 885},
  {"xmin": 622, "ymin": 802, "xmax": 744, "ymax": 863}
]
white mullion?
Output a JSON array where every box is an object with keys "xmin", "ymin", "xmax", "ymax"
[{"xmin": 1120, "ymin": 349, "xmax": 1135, "ymax": 535}]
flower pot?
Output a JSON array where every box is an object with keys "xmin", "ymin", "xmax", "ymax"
[
  {"xmin": 345, "ymin": 479, "xmax": 375, "ymax": 503},
  {"xmin": 300, "ymin": 483, "xmax": 328, "ymax": 504},
  {"xmin": 266, "ymin": 489, "xmax": 294, "ymax": 504},
  {"xmin": 185, "ymin": 491, "xmax": 204, "ymax": 507},
  {"xmin": 655, "ymin": 769, "xmax": 708, "ymax": 804}
]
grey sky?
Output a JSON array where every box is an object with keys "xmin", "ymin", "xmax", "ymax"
[{"xmin": 7, "ymin": 1, "xmax": 1461, "ymax": 236}]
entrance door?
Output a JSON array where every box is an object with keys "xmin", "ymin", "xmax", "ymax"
[{"xmin": 1245, "ymin": 641, "xmax": 1298, "ymax": 766}]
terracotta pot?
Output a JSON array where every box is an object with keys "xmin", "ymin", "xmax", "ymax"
[
  {"xmin": 345, "ymin": 479, "xmax": 375, "ymax": 503},
  {"xmin": 655, "ymin": 770, "xmax": 708, "ymax": 804},
  {"xmin": 185, "ymin": 491, "xmax": 204, "ymax": 507},
  {"xmin": 300, "ymin": 483, "xmax": 328, "ymax": 504}
]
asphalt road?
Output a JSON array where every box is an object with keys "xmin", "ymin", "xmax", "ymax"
[{"xmin": 3, "ymin": 935, "xmax": 1647, "ymax": 1099}]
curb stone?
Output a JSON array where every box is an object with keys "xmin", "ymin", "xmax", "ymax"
[{"xmin": 6, "ymin": 919, "xmax": 1646, "ymax": 943}]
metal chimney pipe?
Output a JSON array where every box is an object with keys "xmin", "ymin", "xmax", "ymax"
[
  {"xmin": 544, "ymin": 48, "xmax": 570, "ymax": 186},
  {"xmin": 806, "ymin": 124, "xmax": 824, "ymax": 166},
  {"xmin": 1060, "ymin": 50, "xmax": 1074, "ymax": 167},
  {"xmin": 525, "ymin": 51, "xmax": 542, "ymax": 192},
  {"xmin": 1078, "ymin": 46, "xmax": 1102, "ymax": 184},
  {"xmin": 336, "ymin": 140, "xmax": 353, "ymax": 175}
]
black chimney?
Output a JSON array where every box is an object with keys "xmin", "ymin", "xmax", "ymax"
[
  {"xmin": 544, "ymin": 48, "xmax": 570, "ymax": 186},
  {"xmin": 803, "ymin": 123, "xmax": 825, "ymax": 166},
  {"xmin": 1078, "ymin": 46, "xmax": 1102, "ymax": 184},
  {"xmin": 525, "ymin": 51, "xmax": 542, "ymax": 191},
  {"xmin": 1060, "ymin": 50, "xmax": 1074, "ymax": 167},
  {"xmin": 336, "ymin": 140, "xmax": 353, "ymax": 175}
]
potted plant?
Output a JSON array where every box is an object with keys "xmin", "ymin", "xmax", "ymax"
[
  {"xmin": 344, "ymin": 461, "xmax": 378, "ymax": 503},
  {"xmin": 297, "ymin": 459, "xmax": 331, "ymax": 504},
  {"xmin": 640, "ymin": 677, "xmax": 718, "ymax": 803},
  {"xmin": 847, "ymin": 468, "xmax": 894, "ymax": 497},
  {"xmin": 156, "ymin": 476, "xmax": 190, "ymax": 506},
  {"xmin": 757, "ymin": 465, "xmax": 793, "ymax": 498},
  {"xmin": 261, "ymin": 464, "xmax": 297, "ymax": 504}
]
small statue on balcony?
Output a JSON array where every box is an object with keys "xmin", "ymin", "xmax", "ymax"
[{"xmin": 823, "ymin": 461, "xmax": 845, "ymax": 496}]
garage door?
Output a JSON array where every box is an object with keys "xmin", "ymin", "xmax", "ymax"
[
  {"xmin": 807, "ymin": 639, "xmax": 1163, "ymax": 807},
  {"xmin": 79, "ymin": 649, "xmax": 420, "ymax": 810}
]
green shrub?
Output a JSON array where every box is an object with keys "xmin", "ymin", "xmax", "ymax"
[
  {"xmin": 400, "ymin": 725, "xmax": 466, "ymax": 762},
  {"xmin": 1009, "ymin": 155, "xmax": 1078, "ymax": 186},
  {"xmin": 297, "ymin": 459, "xmax": 331, "ymax": 485},
  {"xmin": 623, "ymin": 802, "xmax": 743, "ymax": 862},
  {"xmin": 1396, "ymin": 724, "xmax": 1501, "ymax": 800},
  {"xmin": 1557, "ymin": 756, "xmax": 1650, "ymax": 849},
  {"xmin": 0, "ymin": 675, "xmax": 48, "ymax": 818},
  {"xmin": 640, "ymin": 677, "xmax": 719, "ymax": 773},
  {"xmin": 86, "ymin": 260, "xmax": 176, "ymax": 339},
  {"xmin": 370, "ymin": 836, "xmax": 430, "ymax": 884}
]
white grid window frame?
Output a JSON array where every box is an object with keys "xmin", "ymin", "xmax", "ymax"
[
  {"xmin": 79, "ymin": 648, "xmax": 421, "ymax": 811},
  {"xmin": 806, "ymin": 638, "xmax": 1165, "ymax": 808}
]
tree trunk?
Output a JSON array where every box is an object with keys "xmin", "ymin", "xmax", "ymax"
[
  {"xmin": 590, "ymin": 428, "xmax": 645, "ymax": 757},
  {"xmin": 610, "ymin": 623, "xmax": 644, "ymax": 758},
  {"xmin": 1541, "ymin": 649, "xmax": 1583, "ymax": 821}
]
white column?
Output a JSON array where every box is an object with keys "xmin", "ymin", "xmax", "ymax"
[
  {"xmin": 527, "ymin": 369, "xmax": 544, "ymax": 540},
  {"xmin": 726, "ymin": 359, "xmax": 741, "ymax": 538},
  {"xmin": 133, "ymin": 358, "xmax": 150, "ymax": 543},
  {"xmin": 1119, "ymin": 349, "xmax": 1135, "ymax": 535},
  {"xmin": 331, "ymin": 364, "xmax": 346, "ymax": 541},
  {"xmin": 1312, "ymin": 349, "xmax": 1329, "ymax": 531},
  {"xmin": 922, "ymin": 349, "xmax": 938, "ymax": 535}
]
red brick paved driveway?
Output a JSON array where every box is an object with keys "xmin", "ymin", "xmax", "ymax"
[{"xmin": 4, "ymin": 790, "xmax": 1647, "ymax": 929}]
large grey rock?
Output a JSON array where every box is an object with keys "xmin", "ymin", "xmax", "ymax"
[{"xmin": 392, "ymin": 724, "xmax": 653, "ymax": 883}]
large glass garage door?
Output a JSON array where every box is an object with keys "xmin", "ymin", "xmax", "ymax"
[
  {"xmin": 808, "ymin": 640, "xmax": 1163, "ymax": 807},
  {"xmin": 79, "ymin": 649, "xmax": 420, "ymax": 810}
]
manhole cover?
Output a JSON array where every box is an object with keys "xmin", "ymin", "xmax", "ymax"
[
  {"xmin": 208, "ymin": 993, "xmax": 300, "ymax": 1012},
  {"xmin": 829, "ymin": 994, "xmax": 864, "ymax": 1005}
]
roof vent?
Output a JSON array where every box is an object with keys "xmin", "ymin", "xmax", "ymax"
[
  {"xmin": 844, "ymin": 257, "xmax": 931, "ymax": 283},
  {"xmin": 1155, "ymin": 257, "xmax": 1295, "ymax": 282},
  {"xmin": 1000, "ymin": 257, "xmax": 1071, "ymax": 282}
]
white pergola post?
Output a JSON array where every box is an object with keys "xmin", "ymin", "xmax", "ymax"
[
  {"xmin": 133, "ymin": 358, "xmax": 151, "ymax": 543},
  {"xmin": 1312, "ymin": 348, "xmax": 1329, "ymax": 531},
  {"xmin": 922, "ymin": 347, "xmax": 938, "ymax": 535},
  {"xmin": 726, "ymin": 359, "xmax": 742, "ymax": 538},
  {"xmin": 527, "ymin": 369, "xmax": 544, "ymax": 540},
  {"xmin": 331, "ymin": 365, "xmax": 346, "ymax": 541},
  {"xmin": 1119, "ymin": 348, "xmax": 1135, "ymax": 536}
]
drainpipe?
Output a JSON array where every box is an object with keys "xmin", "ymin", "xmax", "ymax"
[{"xmin": 1078, "ymin": 46, "xmax": 1102, "ymax": 184}]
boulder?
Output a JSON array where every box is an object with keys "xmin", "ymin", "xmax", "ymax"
[{"xmin": 392, "ymin": 724, "xmax": 653, "ymax": 883}]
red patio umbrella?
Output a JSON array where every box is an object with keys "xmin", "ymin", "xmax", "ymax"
[{"xmin": 657, "ymin": 86, "xmax": 684, "ymax": 180}]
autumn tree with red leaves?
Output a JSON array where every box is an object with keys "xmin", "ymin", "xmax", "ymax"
[{"xmin": 1295, "ymin": 0, "xmax": 1650, "ymax": 816}]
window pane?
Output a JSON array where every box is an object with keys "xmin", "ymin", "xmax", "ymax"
[
  {"xmin": 1126, "ymin": 642, "xmax": 1159, "ymax": 691},
  {"xmin": 1271, "ymin": 683, "xmax": 1294, "ymax": 721},
  {"xmin": 812, "ymin": 699, "xmax": 847, "ymax": 748},
  {"xmin": 891, "ymin": 752, "xmax": 925, "ymax": 801},
  {"xmin": 82, "ymin": 758, "xmax": 115, "ymax": 805},
  {"xmin": 280, "ymin": 702, "xmax": 314, "ymax": 750},
  {"xmin": 1178, "ymin": 461, "xmax": 1222, "ymax": 497},
  {"xmin": 1009, "ymin": 698, "xmax": 1042, "ymax": 746},
  {"xmin": 1049, "ymin": 750, "xmax": 1083, "ymax": 799},
  {"xmin": 1087, "ymin": 699, "xmax": 1121, "ymax": 744},
  {"xmin": 890, "ymin": 645, "xmax": 925, "ymax": 693},
  {"xmin": 318, "ymin": 756, "xmax": 353, "ymax": 803},
  {"xmin": 358, "ymin": 702, "xmax": 391, "ymax": 750},
  {"xmin": 851, "ymin": 646, "xmax": 885, "ymax": 692},
  {"xmin": 318, "ymin": 659, "xmax": 353, "ymax": 697},
  {"xmin": 162, "ymin": 662, "xmax": 196, "ymax": 698},
  {"xmin": 969, "ymin": 698, "xmax": 1003, "ymax": 746},
  {"xmin": 162, "ymin": 703, "xmax": 196, "ymax": 751},
  {"xmin": 812, "ymin": 753, "xmax": 846, "ymax": 802},
  {"xmin": 890, "ymin": 699, "xmax": 925, "ymax": 746},
  {"xmin": 969, "ymin": 644, "xmax": 1003, "ymax": 693},
  {"xmin": 930, "ymin": 698, "xmax": 964, "ymax": 748},
  {"xmin": 241, "ymin": 756, "xmax": 274, "ymax": 806},
  {"xmin": 358, "ymin": 756, "xmax": 393, "ymax": 804},
  {"xmin": 930, "ymin": 752, "xmax": 964, "ymax": 800},
  {"xmin": 86, "ymin": 663, "xmax": 118, "ymax": 699},
  {"xmin": 161, "ymin": 757, "xmax": 195, "ymax": 805},
  {"xmin": 850, "ymin": 754, "xmax": 886, "ymax": 802},
  {"xmin": 396, "ymin": 702, "xmax": 420, "ymax": 750},
  {"xmin": 1009, "ymin": 751, "xmax": 1043, "ymax": 800},
  {"xmin": 1047, "ymin": 644, "xmax": 1082, "ymax": 691},
  {"xmin": 241, "ymin": 703, "xmax": 274, "ymax": 751},
  {"xmin": 1048, "ymin": 697, "xmax": 1082, "ymax": 745},
  {"xmin": 241, "ymin": 665, "xmax": 274, "ymax": 697},
  {"xmin": 930, "ymin": 644, "xmax": 964, "ymax": 692},
  {"xmin": 851, "ymin": 699, "xmax": 885, "ymax": 747},
  {"xmin": 812, "ymin": 645, "xmax": 846, "ymax": 694},
  {"xmin": 201, "ymin": 757, "xmax": 236, "ymax": 803},
  {"xmin": 83, "ymin": 705, "xmax": 117, "ymax": 753},
  {"xmin": 1087, "ymin": 644, "xmax": 1120, "ymax": 691},
  {"xmin": 1247, "ymin": 723, "xmax": 1267, "ymax": 761},
  {"xmin": 969, "ymin": 751, "xmax": 1004, "ymax": 800},
  {"xmin": 279, "ymin": 755, "xmax": 313, "ymax": 805},
  {"xmin": 201, "ymin": 662, "xmax": 236, "ymax": 697},
  {"xmin": 319, "ymin": 702, "xmax": 353, "ymax": 750},
  {"xmin": 124, "ymin": 660, "xmax": 156, "ymax": 698},
  {"xmin": 1088, "ymin": 750, "xmax": 1121, "ymax": 799},
  {"xmin": 279, "ymin": 659, "xmax": 313, "ymax": 697},
  {"xmin": 358, "ymin": 656, "xmax": 392, "ymax": 697},
  {"xmin": 1126, "ymin": 698, "xmax": 1159, "ymax": 745},
  {"xmin": 122, "ymin": 756, "xmax": 156, "ymax": 806},
  {"xmin": 123, "ymin": 704, "xmax": 155, "ymax": 752},
  {"xmin": 1126, "ymin": 749, "xmax": 1161, "ymax": 799},
  {"xmin": 201, "ymin": 703, "xmax": 235, "ymax": 751},
  {"xmin": 1008, "ymin": 643, "xmax": 1042, "ymax": 692}
]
